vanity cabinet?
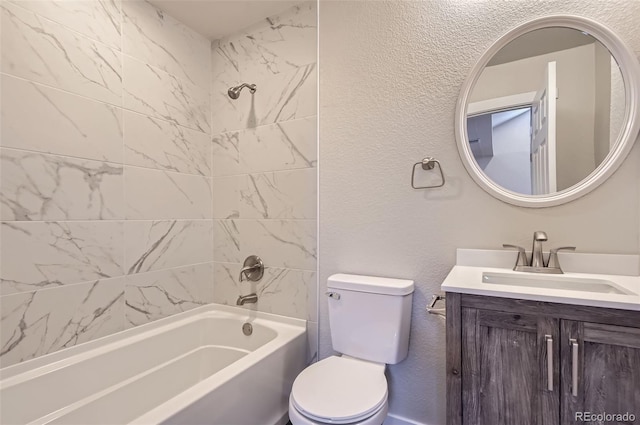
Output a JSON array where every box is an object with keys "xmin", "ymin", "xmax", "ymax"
[
  {"xmin": 560, "ymin": 321, "xmax": 640, "ymax": 424},
  {"xmin": 458, "ymin": 308, "xmax": 559, "ymax": 424},
  {"xmin": 446, "ymin": 294, "xmax": 640, "ymax": 425}
]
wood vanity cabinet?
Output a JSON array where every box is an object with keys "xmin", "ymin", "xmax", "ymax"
[{"xmin": 446, "ymin": 293, "xmax": 640, "ymax": 425}]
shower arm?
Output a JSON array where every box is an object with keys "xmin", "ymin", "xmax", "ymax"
[
  {"xmin": 237, "ymin": 83, "xmax": 256, "ymax": 93},
  {"xmin": 228, "ymin": 83, "xmax": 257, "ymax": 99}
]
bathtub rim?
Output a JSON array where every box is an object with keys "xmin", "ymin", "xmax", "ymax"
[{"xmin": 0, "ymin": 303, "xmax": 306, "ymax": 382}]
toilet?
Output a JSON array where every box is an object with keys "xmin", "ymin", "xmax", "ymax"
[{"xmin": 289, "ymin": 274, "xmax": 414, "ymax": 425}]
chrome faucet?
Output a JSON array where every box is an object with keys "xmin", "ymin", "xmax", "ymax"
[
  {"xmin": 238, "ymin": 255, "xmax": 264, "ymax": 282},
  {"xmin": 503, "ymin": 231, "xmax": 576, "ymax": 274},
  {"xmin": 237, "ymin": 255, "xmax": 263, "ymax": 306},
  {"xmin": 531, "ymin": 231, "xmax": 548, "ymax": 268},
  {"xmin": 236, "ymin": 293, "xmax": 258, "ymax": 305}
]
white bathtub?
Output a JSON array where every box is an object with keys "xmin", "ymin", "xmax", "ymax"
[{"xmin": 0, "ymin": 304, "xmax": 307, "ymax": 425}]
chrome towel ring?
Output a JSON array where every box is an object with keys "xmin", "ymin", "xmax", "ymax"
[{"xmin": 411, "ymin": 157, "xmax": 445, "ymax": 189}]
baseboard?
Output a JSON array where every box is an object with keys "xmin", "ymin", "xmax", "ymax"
[{"xmin": 384, "ymin": 413, "xmax": 431, "ymax": 425}]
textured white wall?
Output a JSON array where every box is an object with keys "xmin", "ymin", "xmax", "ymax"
[{"xmin": 318, "ymin": 1, "xmax": 640, "ymax": 424}]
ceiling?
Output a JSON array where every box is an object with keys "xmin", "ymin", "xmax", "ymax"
[
  {"xmin": 147, "ymin": 0, "xmax": 302, "ymax": 40},
  {"xmin": 488, "ymin": 28, "xmax": 597, "ymax": 66}
]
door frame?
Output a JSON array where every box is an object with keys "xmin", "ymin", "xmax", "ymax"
[{"xmin": 468, "ymin": 91, "xmax": 536, "ymax": 117}]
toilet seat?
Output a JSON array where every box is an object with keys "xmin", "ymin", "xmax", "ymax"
[
  {"xmin": 288, "ymin": 396, "xmax": 388, "ymax": 425},
  {"xmin": 290, "ymin": 356, "xmax": 388, "ymax": 424}
]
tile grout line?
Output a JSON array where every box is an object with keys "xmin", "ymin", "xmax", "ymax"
[
  {"xmin": 212, "ymin": 260, "xmax": 317, "ymax": 274},
  {"xmin": 0, "ymin": 71, "xmax": 210, "ymax": 135},
  {"xmin": 315, "ymin": 0, "xmax": 321, "ymax": 329},
  {"xmin": 209, "ymin": 39, "xmax": 221, "ymax": 306},
  {"xmin": 2, "ymin": 71, "xmax": 317, "ymax": 141},
  {"xmin": 211, "ymin": 166, "xmax": 318, "ymax": 180},
  {"xmin": 120, "ymin": 1, "xmax": 127, "ymax": 332},
  {"xmin": 0, "ymin": 261, "xmax": 217, "ymax": 300},
  {"xmin": 5, "ymin": 0, "xmax": 123, "ymax": 52},
  {"xmin": 0, "ymin": 218, "xmax": 317, "ymax": 224},
  {"xmin": 0, "ymin": 146, "xmax": 213, "ymax": 178},
  {"xmin": 211, "ymin": 114, "xmax": 318, "ymax": 138}
]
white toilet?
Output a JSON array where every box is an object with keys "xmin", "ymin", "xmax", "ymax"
[{"xmin": 289, "ymin": 274, "xmax": 414, "ymax": 425}]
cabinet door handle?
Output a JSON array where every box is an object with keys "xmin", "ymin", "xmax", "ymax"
[
  {"xmin": 570, "ymin": 338, "xmax": 579, "ymax": 397},
  {"xmin": 545, "ymin": 335, "xmax": 553, "ymax": 391}
]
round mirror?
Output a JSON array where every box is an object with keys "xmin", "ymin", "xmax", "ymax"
[{"xmin": 455, "ymin": 16, "xmax": 640, "ymax": 207}]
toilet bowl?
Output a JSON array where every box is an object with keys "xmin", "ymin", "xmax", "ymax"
[
  {"xmin": 288, "ymin": 274, "xmax": 414, "ymax": 425},
  {"xmin": 288, "ymin": 356, "xmax": 389, "ymax": 425}
]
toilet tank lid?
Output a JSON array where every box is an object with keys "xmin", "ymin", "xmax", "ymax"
[{"xmin": 328, "ymin": 274, "xmax": 414, "ymax": 296}]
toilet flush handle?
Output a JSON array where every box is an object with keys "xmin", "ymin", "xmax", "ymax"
[{"xmin": 326, "ymin": 292, "xmax": 341, "ymax": 300}]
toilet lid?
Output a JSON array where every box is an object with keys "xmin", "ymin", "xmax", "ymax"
[{"xmin": 291, "ymin": 356, "xmax": 388, "ymax": 423}]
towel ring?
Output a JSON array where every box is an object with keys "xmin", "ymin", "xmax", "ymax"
[{"xmin": 411, "ymin": 157, "xmax": 445, "ymax": 189}]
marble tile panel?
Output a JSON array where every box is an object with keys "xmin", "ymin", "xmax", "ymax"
[
  {"xmin": 256, "ymin": 63, "xmax": 317, "ymax": 125},
  {"xmin": 240, "ymin": 117, "xmax": 317, "ymax": 173},
  {"xmin": 125, "ymin": 220, "xmax": 213, "ymax": 274},
  {"xmin": 2, "ymin": 2, "xmax": 122, "ymax": 105},
  {"xmin": 124, "ymin": 166, "xmax": 212, "ymax": 220},
  {"xmin": 240, "ymin": 219, "xmax": 316, "ymax": 270},
  {"xmin": 210, "ymin": 63, "xmax": 316, "ymax": 134},
  {"xmin": 306, "ymin": 321, "xmax": 318, "ymax": 365},
  {"xmin": 123, "ymin": 111, "xmax": 211, "ymax": 176},
  {"xmin": 210, "ymin": 38, "xmax": 236, "ymax": 84},
  {"xmin": 0, "ymin": 221, "xmax": 124, "ymax": 295},
  {"xmin": 212, "ymin": 176, "xmax": 240, "ymax": 219},
  {"xmin": 212, "ymin": 220, "xmax": 241, "ymax": 264},
  {"xmin": 123, "ymin": 56, "xmax": 210, "ymax": 133},
  {"xmin": 1, "ymin": 74, "xmax": 123, "ymax": 162},
  {"xmin": 8, "ymin": 0, "xmax": 122, "ymax": 49},
  {"xmin": 240, "ymin": 168, "xmax": 317, "ymax": 219},
  {"xmin": 211, "ymin": 131, "xmax": 240, "ymax": 177},
  {"xmin": 213, "ymin": 262, "xmax": 315, "ymax": 321},
  {"xmin": 125, "ymin": 263, "xmax": 213, "ymax": 328},
  {"xmin": 0, "ymin": 277, "xmax": 125, "ymax": 367},
  {"xmin": 123, "ymin": 0, "xmax": 210, "ymax": 89},
  {"xmin": 211, "ymin": 117, "xmax": 316, "ymax": 177},
  {"xmin": 209, "ymin": 59, "xmax": 244, "ymax": 134},
  {"xmin": 1, "ymin": 149, "xmax": 124, "ymax": 221},
  {"xmin": 212, "ymin": 2, "xmax": 316, "ymax": 81}
]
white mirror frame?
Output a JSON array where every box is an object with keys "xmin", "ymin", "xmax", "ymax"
[{"xmin": 455, "ymin": 15, "xmax": 640, "ymax": 208}]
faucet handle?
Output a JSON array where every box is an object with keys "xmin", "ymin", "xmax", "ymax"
[
  {"xmin": 503, "ymin": 244, "xmax": 528, "ymax": 269},
  {"xmin": 547, "ymin": 246, "xmax": 576, "ymax": 270},
  {"xmin": 238, "ymin": 255, "xmax": 264, "ymax": 282}
]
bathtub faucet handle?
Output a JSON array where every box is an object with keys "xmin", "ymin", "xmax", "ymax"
[{"xmin": 239, "ymin": 255, "xmax": 264, "ymax": 282}]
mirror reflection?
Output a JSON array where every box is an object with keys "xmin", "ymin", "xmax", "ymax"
[{"xmin": 467, "ymin": 28, "xmax": 625, "ymax": 195}]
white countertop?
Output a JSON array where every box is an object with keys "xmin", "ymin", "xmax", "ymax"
[{"xmin": 441, "ymin": 249, "xmax": 640, "ymax": 311}]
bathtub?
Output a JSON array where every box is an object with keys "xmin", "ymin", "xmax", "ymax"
[{"xmin": 0, "ymin": 304, "xmax": 307, "ymax": 425}]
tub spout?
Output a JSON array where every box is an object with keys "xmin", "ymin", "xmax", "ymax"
[{"xmin": 236, "ymin": 293, "xmax": 258, "ymax": 305}]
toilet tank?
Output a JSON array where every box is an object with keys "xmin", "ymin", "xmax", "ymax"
[{"xmin": 327, "ymin": 274, "xmax": 414, "ymax": 364}]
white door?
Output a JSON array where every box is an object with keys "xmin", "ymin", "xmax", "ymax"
[{"xmin": 531, "ymin": 61, "xmax": 557, "ymax": 195}]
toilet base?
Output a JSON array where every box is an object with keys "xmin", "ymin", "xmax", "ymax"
[{"xmin": 288, "ymin": 395, "xmax": 388, "ymax": 425}]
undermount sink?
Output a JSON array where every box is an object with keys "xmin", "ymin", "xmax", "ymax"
[{"xmin": 482, "ymin": 272, "xmax": 636, "ymax": 295}]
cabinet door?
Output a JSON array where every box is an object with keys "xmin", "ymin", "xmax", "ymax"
[
  {"xmin": 561, "ymin": 321, "xmax": 640, "ymax": 424},
  {"xmin": 461, "ymin": 308, "xmax": 560, "ymax": 425}
]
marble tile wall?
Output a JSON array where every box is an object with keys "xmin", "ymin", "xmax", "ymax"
[
  {"xmin": 210, "ymin": 2, "xmax": 318, "ymax": 361},
  {"xmin": 0, "ymin": 0, "xmax": 214, "ymax": 367}
]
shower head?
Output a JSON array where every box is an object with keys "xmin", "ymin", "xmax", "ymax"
[{"xmin": 228, "ymin": 83, "xmax": 257, "ymax": 99}]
